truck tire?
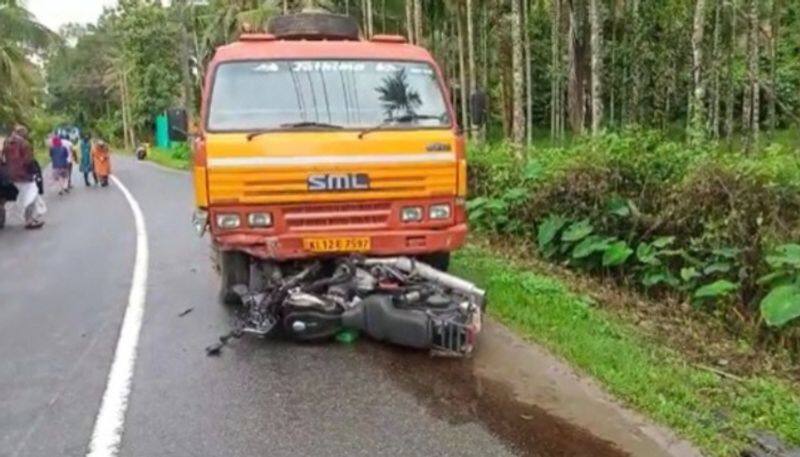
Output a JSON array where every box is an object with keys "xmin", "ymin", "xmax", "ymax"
[
  {"xmin": 267, "ymin": 13, "xmax": 360, "ymax": 41},
  {"xmin": 218, "ymin": 249, "xmax": 250, "ymax": 305},
  {"xmin": 420, "ymin": 252, "xmax": 451, "ymax": 272}
]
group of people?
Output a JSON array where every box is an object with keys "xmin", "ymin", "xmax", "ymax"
[
  {"xmin": 0, "ymin": 125, "xmax": 112, "ymax": 230},
  {"xmin": 49, "ymin": 132, "xmax": 111, "ymax": 194}
]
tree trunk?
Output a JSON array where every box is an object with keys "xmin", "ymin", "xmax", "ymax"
[
  {"xmin": 710, "ymin": 0, "xmax": 721, "ymax": 138},
  {"xmin": 746, "ymin": 0, "xmax": 759, "ymax": 150},
  {"xmin": 414, "ymin": 0, "xmax": 422, "ymax": 46},
  {"xmin": 768, "ymin": 0, "xmax": 779, "ymax": 133},
  {"xmin": 725, "ymin": 0, "xmax": 736, "ymax": 140},
  {"xmin": 511, "ymin": 0, "xmax": 526, "ymax": 150},
  {"xmin": 630, "ymin": 0, "xmax": 641, "ymax": 124},
  {"xmin": 551, "ymin": 0, "xmax": 559, "ymax": 139},
  {"xmin": 405, "ymin": 0, "xmax": 414, "ymax": 43},
  {"xmin": 175, "ymin": 0, "xmax": 194, "ymax": 119},
  {"xmin": 589, "ymin": 0, "xmax": 602, "ymax": 136},
  {"xmin": 524, "ymin": 0, "xmax": 533, "ymax": 145},
  {"xmin": 609, "ymin": 0, "xmax": 617, "ymax": 126},
  {"xmin": 689, "ymin": 0, "xmax": 707, "ymax": 143},
  {"xmin": 750, "ymin": 0, "xmax": 760, "ymax": 146},
  {"xmin": 457, "ymin": 4, "xmax": 469, "ymax": 132},
  {"xmin": 283, "ymin": 0, "xmax": 288, "ymax": 14},
  {"xmin": 567, "ymin": 0, "xmax": 587, "ymax": 135},
  {"xmin": 467, "ymin": 0, "xmax": 477, "ymax": 129},
  {"xmin": 366, "ymin": 0, "xmax": 373, "ymax": 37},
  {"xmin": 481, "ymin": 0, "xmax": 489, "ymax": 140},
  {"xmin": 120, "ymin": 73, "xmax": 130, "ymax": 150}
]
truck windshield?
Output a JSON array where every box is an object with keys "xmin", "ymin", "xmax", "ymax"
[{"xmin": 207, "ymin": 60, "xmax": 451, "ymax": 132}]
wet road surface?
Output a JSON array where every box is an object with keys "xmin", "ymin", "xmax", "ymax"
[{"xmin": 0, "ymin": 156, "xmax": 691, "ymax": 457}]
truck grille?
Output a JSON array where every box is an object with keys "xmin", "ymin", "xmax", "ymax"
[
  {"xmin": 282, "ymin": 202, "xmax": 391, "ymax": 232},
  {"xmin": 206, "ymin": 164, "xmax": 456, "ymax": 205}
]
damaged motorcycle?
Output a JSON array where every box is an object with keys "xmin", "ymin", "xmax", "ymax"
[{"xmin": 208, "ymin": 256, "xmax": 485, "ymax": 357}]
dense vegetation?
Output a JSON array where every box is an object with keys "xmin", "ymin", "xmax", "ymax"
[{"xmin": 468, "ymin": 131, "xmax": 800, "ymax": 352}]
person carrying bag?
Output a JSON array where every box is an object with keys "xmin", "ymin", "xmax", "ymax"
[
  {"xmin": 0, "ymin": 144, "xmax": 19, "ymax": 229},
  {"xmin": 2, "ymin": 126, "xmax": 44, "ymax": 229}
]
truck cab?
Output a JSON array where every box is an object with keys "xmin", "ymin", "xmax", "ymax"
[{"xmin": 192, "ymin": 14, "xmax": 471, "ymax": 301}]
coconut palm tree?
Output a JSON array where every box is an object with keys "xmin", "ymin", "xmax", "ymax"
[{"xmin": 0, "ymin": 0, "xmax": 56, "ymax": 123}]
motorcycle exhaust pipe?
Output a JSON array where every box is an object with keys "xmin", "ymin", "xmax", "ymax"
[{"xmin": 363, "ymin": 257, "xmax": 486, "ymax": 307}]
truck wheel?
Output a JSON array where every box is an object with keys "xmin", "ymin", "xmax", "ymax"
[
  {"xmin": 218, "ymin": 250, "xmax": 250, "ymax": 305},
  {"xmin": 267, "ymin": 13, "xmax": 360, "ymax": 41},
  {"xmin": 420, "ymin": 252, "xmax": 450, "ymax": 272}
]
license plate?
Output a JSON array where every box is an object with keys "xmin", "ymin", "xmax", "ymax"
[{"xmin": 303, "ymin": 237, "xmax": 371, "ymax": 253}]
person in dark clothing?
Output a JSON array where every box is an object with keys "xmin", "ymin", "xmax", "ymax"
[
  {"xmin": 50, "ymin": 136, "xmax": 70, "ymax": 195},
  {"xmin": 0, "ymin": 138, "xmax": 18, "ymax": 229},
  {"xmin": 2, "ymin": 126, "xmax": 44, "ymax": 229}
]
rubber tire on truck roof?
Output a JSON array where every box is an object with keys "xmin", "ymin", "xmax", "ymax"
[{"xmin": 267, "ymin": 13, "xmax": 360, "ymax": 41}]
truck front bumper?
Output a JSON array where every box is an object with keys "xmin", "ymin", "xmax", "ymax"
[{"xmin": 213, "ymin": 223, "xmax": 468, "ymax": 260}]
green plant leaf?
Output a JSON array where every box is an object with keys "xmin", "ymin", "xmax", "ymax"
[
  {"xmin": 765, "ymin": 244, "xmax": 800, "ymax": 269},
  {"xmin": 636, "ymin": 242, "xmax": 660, "ymax": 266},
  {"xmin": 607, "ymin": 197, "xmax": 630, "ymax": 217},
  {"xmin": 561, "ymin": 219, "xmax": 593, "ymax": 242},
  {"xmin": 502, "ymin": 187, "xmax": 528, "ymax": 203},
  {"xmin": 641, "ymin": 270, "xmax": 679, "ymax": 288},
  {"xmin": 756, "ymin": 271, "xmax": 790, "ymax": 286},
  {"xmin": 537, "ymin": 215, "xmax": 567, "ymax": 249},
  {"xmin": 572, "ymin": 236, "xmax": 614, "ymax": 259},
  {"xmin": 712, "ymin": 247, "xmax": 740, "ymax": 259},
  {"xmin": 703, "ymin": 262, "xmax": 732, "ymax": 275},
  {"xmin": 680, "ymin": 267, "xmax": 701, "ymax": 282},
  {"xmin": 693, "ymin": 280, "xmax": 739, "ymax": 299},
  {"xmin": 602, "ymin": 241, "xmax": 633, "ymax": 267},
  {"xmin": 467, "ymin": 208, "xmax": 485, "ymax": 223},
  {"xmin": 522, "ymin": 161, "xmax": 543, "ymax": 181},
  {"xmin": 651, "ymin": 236, "xmax": 676, "ymax": 248},
  {"xmin": 760, "ymin": 284, "xmax": 800, "ymax": 327},
  {"xmin": 465, "ymin": 196, "xmax": 487, "ymax": 210}
]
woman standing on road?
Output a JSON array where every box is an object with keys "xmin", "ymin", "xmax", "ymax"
[
  {"xmin": 92, "ymin": 140, "xmax": 111, "ymax": 187},
  {"xmin": 2, "ymin": 126, "xmax": 44, "ymax": 229},
  {"xmin": 50, "ymin": 136, "xmax": 70, "ymax": 195},
  {"xmin": 79, "ymin": 133, "xmax": 94, "ymax": 186}
]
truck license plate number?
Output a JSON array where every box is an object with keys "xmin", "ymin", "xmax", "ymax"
[{"xmin": 303, "ymin": 237, "xmax": 371, "ymax": 253}]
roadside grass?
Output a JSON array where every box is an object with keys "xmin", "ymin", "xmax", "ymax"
[
  {"xmin": 148, "ymin": 146, "xmax": 190, "ymax": 170},
  {"xmin": 452, "ymin": 244, "xmax": 800, "ymax": 457}
]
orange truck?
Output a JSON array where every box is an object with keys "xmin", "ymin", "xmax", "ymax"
[{"xmin": 188, "ymin": 13, "xmax": 485, "ymax": 303}]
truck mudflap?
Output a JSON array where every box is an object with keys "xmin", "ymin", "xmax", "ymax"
[{"xmin": 206, "ymin": 256, "xmax": 484, "ymax": 357}]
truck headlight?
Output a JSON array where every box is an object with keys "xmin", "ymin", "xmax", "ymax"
[
  {"xmin": 216, "ymin": 213, "xmax": 241, "ymax": 229},
  {"xmin": 401, "ymin": 206, "xmax": 423, "ymax": 222},
  {"xmin": 248, "ymin": 212, "xmax": 273, "ymax": 228},
  {"xmin": 429, "ymin": 204, "xmax": 451, "ymax": 220}
]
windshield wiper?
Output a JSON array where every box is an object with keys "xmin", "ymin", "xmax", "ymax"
[
  {"xmin": 247, "ymin": 122, "xmax": 344, "ymax": 141},
  {"xmin": 357, "ymin": 114, "xmax": 443, "ymax": 139}
]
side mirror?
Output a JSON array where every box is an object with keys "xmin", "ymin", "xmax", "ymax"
[
  {"xmin": 168, "ymin": 108, "xmax": 189, "ymax": 142},
  {"xmin": 469, "ymin": 90, "xmax": 488, "ymax": 127}
]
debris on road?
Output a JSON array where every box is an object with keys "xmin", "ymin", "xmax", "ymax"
[
  {"xmin": 207, "ymin": 256, "xmax": 485, "ymax": 357},
  {"xmin": 178, "ymin": 307, "xmax": 194, "ymax": 317},
  {"xmin": 205, "ymin": 328, "xmax": 243, "ymax": 356}
]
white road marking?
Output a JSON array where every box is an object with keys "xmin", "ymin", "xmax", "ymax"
[
  {"xmin": 207, "ymin": 152, "xmax": 455, "ymax": 168},
  {"xmin": 86, "ymin": 175, "xmax": 149, "ymax": 457}
]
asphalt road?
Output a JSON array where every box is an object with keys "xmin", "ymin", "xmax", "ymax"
[{"xmin": 0, "ymin": 156, "xmax": 639, "ymax": 457}]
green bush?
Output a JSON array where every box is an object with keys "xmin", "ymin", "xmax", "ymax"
[{"xmin": 467, "ymin": 129, "xmax": 800, "ymax": 348}]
